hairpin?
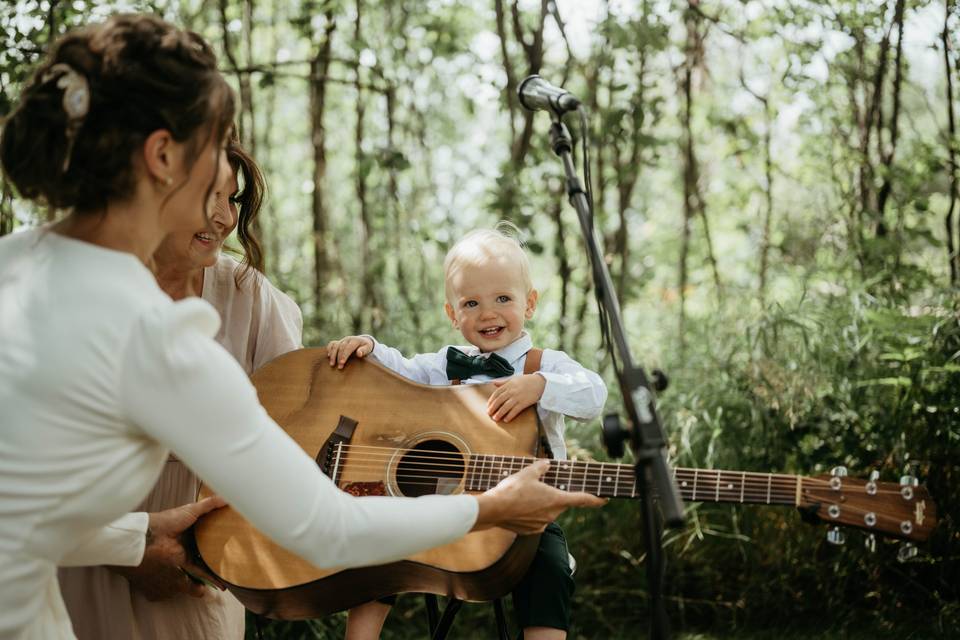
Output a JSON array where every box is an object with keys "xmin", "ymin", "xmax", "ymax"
[{"xmin": 40, "ymin": 63, "xmax": 90, "ymax": 172}]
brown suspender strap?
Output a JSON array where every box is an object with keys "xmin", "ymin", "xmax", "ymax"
[
  {"xmin": 522, "ymin": 348, "xmax": 553, "ymax": 459},
  {"xmin": 523, "ymin": 348, "xmax": 543, "ymax": 375}
]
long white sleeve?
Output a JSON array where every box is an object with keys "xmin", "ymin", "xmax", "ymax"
[
  {"xmin": 58, "ymin": 513, "xmax": 148, "ymax": 568},
  {"xmin": 120, "ymin": 300, "xmax": 478, "ymax": 570},
  {"xmin": 537, "ymin": 350, "xmax": 608, "ymax": 421},
  {"xmin": 366, "ymin": 337, "xmax": 447, "ymax": 384}
]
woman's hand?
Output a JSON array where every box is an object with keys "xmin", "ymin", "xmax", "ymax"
[
  {"xmin": 326, "ymin": 336, "xmax": 375, "ymax": 369},
  {"xmin": 110, "ymin": 496, "xmax": 227, "ymax": 601},
  {"xmin": 472, "ymin": 460, "xmax": 605, "ymax": 534}
]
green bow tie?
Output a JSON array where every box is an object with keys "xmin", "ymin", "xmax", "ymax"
[{"xmin": 445, "ymin": 347, "xmax": 515, "ymax": 381}]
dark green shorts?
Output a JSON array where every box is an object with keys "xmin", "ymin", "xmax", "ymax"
[{"xmin": 511, "ymin": 522, "xmax": 575, "ymax": 633}]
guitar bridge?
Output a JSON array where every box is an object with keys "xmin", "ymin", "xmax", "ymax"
[{"xmin": 315, "ymin": 415, "xmax": 358, "ymax": 485}]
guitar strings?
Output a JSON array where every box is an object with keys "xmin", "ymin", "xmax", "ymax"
[
  {"xmin": 334, "ymin": 444, "xmax": 846, "ymax": 484},
  {"xmin": 327, "ymin": 445, "xmax": 906, "ymax": 495},
  {"xmin": 330, "ymin": 446, "xmax": 906, "ymax": 495},
  {"xmin": 328, "ymin": 460, "xmax": 909, "ymax": 504},
  {"xmin": 333, "ymin": 474, "xmax": 924, "ymax": 534},
  {"xmin": 328, "ymin": 468, "xmax": 921, "ymax": 532}
]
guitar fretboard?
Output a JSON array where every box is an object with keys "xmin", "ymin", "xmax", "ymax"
[{"xmin": 464, "ymin": 455, "xmax": 800, "ymax": 506}]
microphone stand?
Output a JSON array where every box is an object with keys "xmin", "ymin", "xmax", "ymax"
[{"xmin": 547, "ymin": 112, "xmax": 684, "ymax": 640}]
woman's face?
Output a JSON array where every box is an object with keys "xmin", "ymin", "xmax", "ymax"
[{"xmin": 156, "ymin": 150, "xmax": 239, "ymax": 271}]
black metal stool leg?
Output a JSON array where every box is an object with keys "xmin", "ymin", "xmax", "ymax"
[
  {"xmin": 425, "ymin": 594, "xmax": 440, "ymax": 636},
  {"xmin": 493, "ymin": 598, "xmax": 510, "ymax": 640},
  {"xmin": 431, "ymin": 597, "xmax": 463, "ymax": 640},
  {"xmin": 422, "ymin": 594, "xmax": 510, "ymax": 639}
]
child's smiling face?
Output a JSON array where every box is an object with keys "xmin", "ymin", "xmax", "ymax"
[{"xmin": 444, "ymin": 254, "xmax": 538, "ymax": 353}]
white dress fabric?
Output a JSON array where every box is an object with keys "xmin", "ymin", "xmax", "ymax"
[
  {"xmin": 57, "ymin": 253, "xmax": 304, "ymax": 640},
  {"xmin": 367, "ymin": 332, "xmax": 608, "ymax": 460},
  {"xmin": 0, "ymin": 229, "xmax": 478, "ymax": 640}
]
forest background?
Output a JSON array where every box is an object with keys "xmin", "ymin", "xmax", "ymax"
[{"xmin": 2, "ymin": 0, "xmax": 959, "ymax": 638}]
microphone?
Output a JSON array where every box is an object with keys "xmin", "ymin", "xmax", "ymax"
[{"xmin": 517, "ymin": 75, "xmax": 581, "ymax": 115}]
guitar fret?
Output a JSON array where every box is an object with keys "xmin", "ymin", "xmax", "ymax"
[
  {"xmin": 740, "ymin": 472, "xmax": 746, "ymax": 503},
  {"xmin": 715, "ymin": 470, "xmax": 720, "ymax": 502},
  {"xmin": 466, "ymin": 455, "xmax": 474, "ymax": 490},
  {"xmin": 692, "ymin": 468, "xmax": 699, "ymax": 501},
  {"xmin": 598, "ymin": 462, "xmax": 605, "ymax": 496},
  {"xmin": 614, "ymin": 464, "xmax": 621, "ymax": 498},
  {"xmin": 567, "ymin": 461, "xmax": 574, "ymax": 492},
  {"xmin": 581, "ymin": 461, "xmax": 589, "ymax": 492},
  {"xmin": 766, "ymin": 474, "xmax": 772, "ymax": 504}
]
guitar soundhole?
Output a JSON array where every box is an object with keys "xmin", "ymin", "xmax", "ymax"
[{"xmin": 395, "ymin": 439, "xmax": 465, "ymax": 497}]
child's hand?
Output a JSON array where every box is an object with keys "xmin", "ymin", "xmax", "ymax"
[
  {"xmin": 487, "ymin": 374, "xmax": 546, "ymax": 423},
  {"xmin": 326, "ymin": 336, "xmax": 375, "ymax": 369}
]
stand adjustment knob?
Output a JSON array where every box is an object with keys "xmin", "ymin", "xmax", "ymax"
[
  {"xmin": 602, "ymin": 413, "xmax": 626, "ymax": 459},
  {"xmin": 651, "ymin": 369, "xmax": 669, "ymax": 392}
]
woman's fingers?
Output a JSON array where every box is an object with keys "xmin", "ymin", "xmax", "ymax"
[
  {"xmin": 181, "ymin": 561, "xmax": 228, "ymax": 592},
  {"xmin": 561, "ymin": 491, "xmax": 607, "ymax": 508},
  {"xmin": 185, "ymin": 495, "xmax": 227, "ymax": 519}
]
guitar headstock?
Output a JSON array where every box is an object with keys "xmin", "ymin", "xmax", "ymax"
[{"xmin": 798, "ymin": 469, "xmax": 937, "ymax": 543}]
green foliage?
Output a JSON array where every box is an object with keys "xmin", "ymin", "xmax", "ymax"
[{"xmin": 3, "ymin": 0, "xmax": 959, "ymax": 637}]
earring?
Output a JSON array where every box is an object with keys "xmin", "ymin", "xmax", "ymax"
[{"xmin": 157, "ymin": 176, "xmax": 173, "ymax": 187}]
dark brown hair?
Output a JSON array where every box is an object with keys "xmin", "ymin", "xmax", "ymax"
[
  {"xmin": 0, "ymin": 14, "xmax": 235, "ymax": 213},
  {"xmin": 225, "ymin": 136, "xmax": 265, "ymax": 288}
]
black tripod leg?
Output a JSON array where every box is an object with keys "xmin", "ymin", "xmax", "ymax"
[
  {"xmin": 493, "ymin": 598, "xmax": 510, "ymax": 640},
  {"xmin": 425, "ymin": 594, "xmax": 440, "ymax": 636},
  {"xmin": 431, "ymin": 598, "xmax": 463, "ymax": 640}
]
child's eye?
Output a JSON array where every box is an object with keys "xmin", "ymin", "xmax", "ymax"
[
  {"xmin": 463, "ymin": 300, "xmax": 478, "ymax": 308},
  {"xmin": 496, "ymin": 295, "xmax": 511, "ymax": 303},
  {"xmin": 229, "ymin": 195, "xmax": 242, "ymax": 205}
]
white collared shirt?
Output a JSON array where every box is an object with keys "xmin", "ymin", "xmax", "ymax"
[{"xmin": 367, "ymin": 332, "xmax": 608, "ymax": 460}]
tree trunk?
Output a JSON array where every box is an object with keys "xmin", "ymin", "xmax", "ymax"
[
  {"xmin": 310, "ymin": 12, "xmax": 336, "ymax": 312},
  {"xmin": 551, "ymin": 195, "xmax": 571, "ymax": 350},
  {"xmin": 945, "ymin": 0, "xmax": 959, "ymax": 285},
  {"xmin": 875, "ymin": 0, "xmax": 906, "ymax": 238},
  {"xmin": 352, "ymin": 0, "xmax": 381, "ymax": 333},
  {"xmin": 218, "ymin": 0, "xmax": 256, "ymax": 151}
]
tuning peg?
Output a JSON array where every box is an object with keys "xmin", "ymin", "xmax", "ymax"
[
  {"xmin": 897, "ymin": 543, "xmax": 918, "ymax": 563},
  {"xmin": 829, "ymin": 466, "xmax": 847, "ymax": 490},
  {"xmin": 866, "ymin": 470, "xmax": 879, "ymax": 495},
  {"xmin": 827, "ymin": 526, "xmax": 845, "ymax": 546},
  {"xmin": 864, "ymin": 533, "xmax": 876, "ymax": 553},
  {"xmin": 899, "ymin": 474, "xmax": 918, "ymax": 500}
]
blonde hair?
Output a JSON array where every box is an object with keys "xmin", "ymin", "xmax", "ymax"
[{"xmin": 443, "ymin": 222, "xmax": 534, "ymax": 304}]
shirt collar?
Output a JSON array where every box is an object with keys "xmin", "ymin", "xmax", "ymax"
[{"xmin": 492, "ymin": 332, "xmax": 533, "ymax": 366}]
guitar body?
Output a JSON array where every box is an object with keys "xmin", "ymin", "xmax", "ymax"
[{"xmin": 194, "ymin": 348, "xmax": 542, "ymax": 619}]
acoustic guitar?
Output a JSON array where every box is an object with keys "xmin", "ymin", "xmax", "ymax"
[{"xmin": 193, "ymin": 348, "xmax": 937, "ymax": 619}]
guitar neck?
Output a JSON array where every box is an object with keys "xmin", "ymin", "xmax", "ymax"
[{"xmin": 465, "ymin": 455, "xmax": 801, "ymax": 506}]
